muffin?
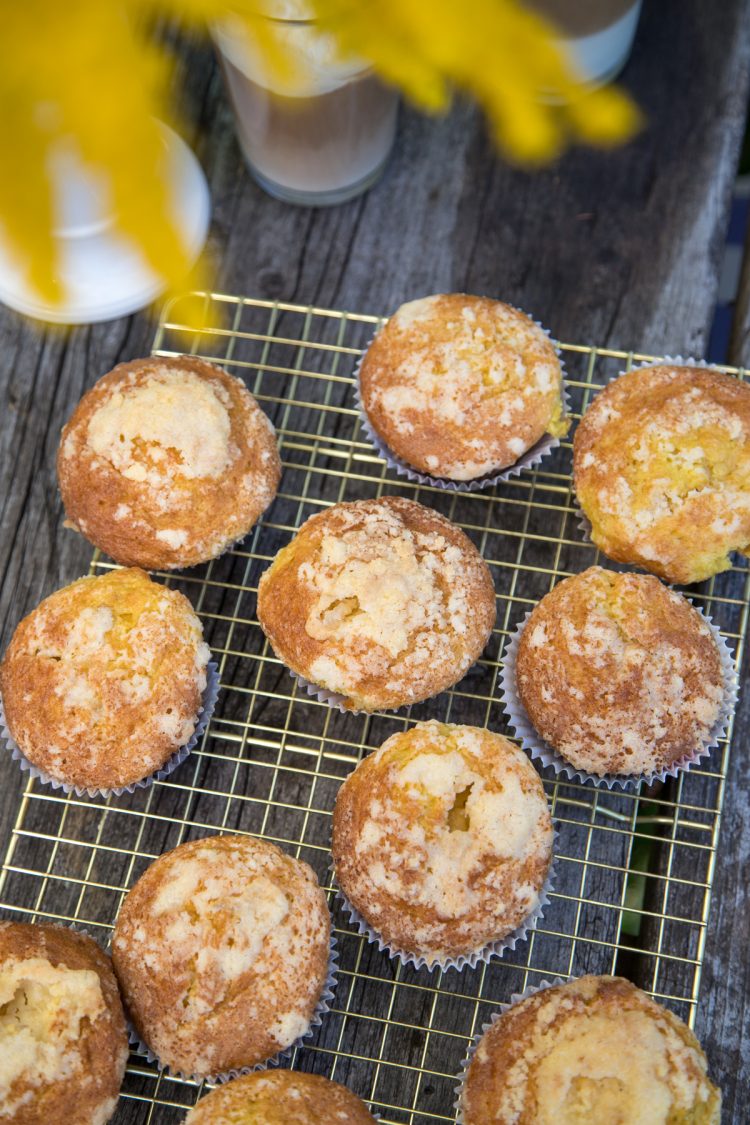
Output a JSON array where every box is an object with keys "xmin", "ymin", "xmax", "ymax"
[
  {"xmin": 58, "ymin": 354, "xmax": 281, "ymax": 570},
  {"xmin": 0, "ymin": 567, "xmax": 211, "ymax": 792},
  {"xmin": 573, "ymin": 363, "xmax": 750, "ymax": 584},
  {"xmin": 358, "ymin": 294, "xmax": 568, "ymax": 481},
  {"xmin": 0, "ymin": 921, "xmax": 128, "ymax": 1124},
  {"xmin": 111, "ymin": 834, "xmax": 332, "ymax": 1078},
  {"xmin": 184, "ymin": 1071, "xmax": 375, "ymax": 1124},
  {"xmin": 257, "ymin": 496, "xmax": 496, "ymax": 712},
  {"xmin": 461, "ymin": 975, "xmax": 721, "ymax": 1125},
  {"xmin": 514, "ymin": 567, "xmax": 726, "ymax": 778},
  {"xmin": 332, "ymin": 721, "xmax": 553, "ymax": 966}
]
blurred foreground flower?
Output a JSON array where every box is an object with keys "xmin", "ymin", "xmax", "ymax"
[
  {"xmin": 0, "ymin": 0, "xmax": 641, "ymax": 323},
  {"xmin": 316, "ymin": 0, "xmax": 641, "ymax": 163}
]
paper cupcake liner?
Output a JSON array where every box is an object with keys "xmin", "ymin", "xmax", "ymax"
[
  {"xmin": 125, "ymin": 935, "xmax": 339, "ymax": 1085},
  {"xmin": 289, "ymin": 668, "xmax": 406, "ymax": 716},
  {"xmin": 573, "ymin": 495, "xmax": 596, "ymax": 547},
  {"xmin": 500, "ymin": 606, "xmax": 738, "ymax": 790},
  {"xmin": 332, "ymin": 850, "xmax": 556, "ymax": 974},
  {"xmin": 353, "ymin": 315, "xmax": 571, "ymax": 491},
  {"xmin": 572, "ymin": 355, "xmax": 724, "ymax": 550},
  {"xmin": 0, "ymin": 662, "xmax": 220, "ymax": 799},
  {"xmin": 453, "ymin": 975, "xmax": 568, "ymax": 1123}
]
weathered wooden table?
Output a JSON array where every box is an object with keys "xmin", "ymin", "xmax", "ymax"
[{"xmin": 1, "ymin": 1, "xmax": 749, "ymax": 1120}]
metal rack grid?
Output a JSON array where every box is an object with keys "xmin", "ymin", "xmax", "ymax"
[{"xmin": 1, "ymin": 291, "xmax": 747, "ymax": 1124}]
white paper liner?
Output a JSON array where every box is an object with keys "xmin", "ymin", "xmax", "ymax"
[
  {"xmin": 573, "ymin": 355, "xmax": 727, "ymax": 551},
  {"xmin": 0, "ymin": 662, "xmax": 220, "ymax": 799},
  {"xmin": 453, "ymin": 975, "xmax": 568, "ymax": 1123},
  {"xmin": 289, "ymin": 668, "xmax": 405, "ymax": 716},
  {"xmin": 36, "ymin": 919, "xmax": 102, "ymax": 947},
  {"xmin": 573, "ymin": 495, "xmax": 596, "ymax": 546},
  {"xmin": 500, "ymin": 605, "xmax": 738, "ymax": 790},
  {"xmin": 353, "ymin": 315, "xmax": 571, "ymax": 491},
  {"xmin": 125, "ymin": 935, "xmax": 339, "ymax": 1084},
  {"xmin": 333, "ymin": 848, "xmax": 556, "ymax": 974}
]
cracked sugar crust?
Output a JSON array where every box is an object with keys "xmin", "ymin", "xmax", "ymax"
[
  {"xmin": 0, "ymin": 567, "xmax": 210, "ymax": 790},
  {"xmin": 462, "ymin": 975, "xmax": 721, "ymax": 1125},
  {"xmin": 257, "ymin": 496, "xmax": 496, "ymax": 712},
  {"xmin": 185, "ymin": 1070, "xmax": 376, "ymax": 1124},
  {"xmin": 573, "ymin": 364, "xmax": 750, "ymax": 584},
  {"xmin": 111, "ymin": 834, "xmax": 331, "ymax": 1078},
  {"xmin": 516, "ymin": 567, "xmax": 724, "ymax": 777},
  {"xmin": 0, "ymin": 922, "xmax": 128, "ymax": 1125},
  {"xmin": 332, "ymin": 722, "xmax": 553, "ymax": 965},
  {"xmin": 57, "ymin": 355, "xmax": 281, "ymax": 570},
  {"xmin": 359, "ymin": 294, "xmax": 569, "ymax": 481}
]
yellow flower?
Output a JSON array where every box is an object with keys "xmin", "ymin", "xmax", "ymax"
[
  {"xmin": 315, "ymin": 0, "xmax": 640, "ymax": 163},
  {"xmin": 0, "ymin": 0, "xmax": 640, "ymax": 323}
]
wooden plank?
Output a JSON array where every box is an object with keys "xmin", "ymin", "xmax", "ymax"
[
  {"xmin": 701, "ymin": 197, "xmax": 750, "ymax": 1119},
  {"xmin": 1, "ymin": 1, "xmax": 750, "ymax": 1119}
]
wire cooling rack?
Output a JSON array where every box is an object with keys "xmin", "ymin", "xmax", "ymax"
[{"xmin": 1, "ymin": 292, "xmax": 747, "ymax": 1123}]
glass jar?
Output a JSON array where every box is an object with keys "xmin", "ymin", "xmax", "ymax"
[
  {"xmin": 526, "ymin": 0, "xmax": 643, "ymax": 86},
  {"xmin": 213, "ymin": 11, "xmax": 399, "ymax": 206}
]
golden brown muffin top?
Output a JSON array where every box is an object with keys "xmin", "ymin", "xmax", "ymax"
[
  {"xmin": 573, "ymin": 364, "xmax": 750, "ymax": 584},
  {"xmin": 184, "ymin": 1070, "xmax": 375, "ymax": 1124},
  {"xmin": 257, "ymin": 496, "xmax": 496, "ymax": 712},
  {"xmin": 359, "ymin": 295, "xmax": 568, "ymax": 480},
  {"xmin": 0, "ymin": 567, "xmax": 210, "ymax": 791},
  {"xmin": 515, "ymin": 567, "xmax": 725, "ymax": 777},
  {"xmin": 462, "ymin": 975, "xmax": 721, "ymax": 1125},
  {"xmin": 0, "ymin": 922, "xmax": 128, "ymax": 1125},
  {"xmin": 111, "ymin": 834, "xmax": 331, "ymax": 1078},
  {"xmin": 57, "ymin": 355, "xmax": 281, "ymax": 570},
  {"xmin": 333, "ymin": 722, "xmax": 553, "ymax": 965}
]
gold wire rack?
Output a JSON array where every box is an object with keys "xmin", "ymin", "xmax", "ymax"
[{"xmin": 1, "ymin": 291, "xmax": 747, "ymax": 1124}]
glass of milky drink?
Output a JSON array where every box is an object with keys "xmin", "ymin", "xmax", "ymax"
[
  {"xmin": 526, "ymin": 0, "xmax": 643, "ymax": 86},
  {"xmin": 213, "ymin": 5, "xmax": 399, "ymax": 206}
]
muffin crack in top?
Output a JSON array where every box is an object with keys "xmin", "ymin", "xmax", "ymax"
[
  {"xmin": 0, "ymin": 922, "xmax": 128, "ymax": 1125},
  {"xmin": 332, "ymin": 721, "xmax": 553, "ymax": 965},
  {"xmin": 257, "ymin": 496, "xmax": 496, "ymax": 711},
  {"xmin": 84, "ymin": 366, "xmax": 235, "ymax": 488},
  {"xmin": 1, "ymin": 957, "xmax": 106, "ymax": 1111},
  {"xmin": 301, "ymin": 505, "xmax": 470, "ymax": 656}
]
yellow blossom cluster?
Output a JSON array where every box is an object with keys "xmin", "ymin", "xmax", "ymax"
[
  {"xmin": 316, "ymin": 0, "xmax": 640, "ymax": 163},
  {"xmin": 0, "ymin": 0, "xmax": 640, "ymax": 319}
]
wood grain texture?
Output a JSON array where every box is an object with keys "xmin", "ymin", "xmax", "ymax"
[
  {"xmin": 707, "ymin": 184, "xmax": 750, "ymax": 1119},
  {"xmin": 1, "ymin": 1, "xmax": 750, "ymax": 1120}
]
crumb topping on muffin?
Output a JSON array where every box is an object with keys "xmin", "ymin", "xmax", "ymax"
[
  {"xmin": 112, "ymin": 835, "xmax": 331, "ymax": 1078},
  {"xmin": 0, "ymin": 958, "xmax": 105, "ymax": 1107},
  {"xmin": 462, "ymin": 975, "xmax": 721, "ymax": 1125},
  {"xmin": 148, "ymin": 863, "xmax": 290, "ymax": 989},
  {"xmin": 359, "ymin": 294, "xmax": 568, "ymax": 480},
  {"xmin": 85, "ymin": 367, "xmax": 234, "ymax": 486},
  {"xmin": 515, "ymin": 567, "xmax": 725, "ymax": 777},
  {"xmin": 0, "ymin": 923, "xmax": 128, "ymax": 1125},
  {"xmin": 258, "ymin": 496, "xmax": 496, "ymax": 711},
  {"xmin": 0, "ymin": 567, "xmax": 210, "ymax": 790},
  {"xmin": 573, "ymin": 365, "xmax": 750, "ymax": 584},
  {"xmin": 58, "ymin": 355, "xmax": 281, "ymax": 570},
  {"xmin": 184, "ymin": 1070, "xmax": 376, "ymax": 1124},
  {"xmin": 301, "ymin": 509, "xmax": 470, "ymax": 657},
  {"xmin": 333, "ymin": 721, "xmax": 552, "ymax": 964}
]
